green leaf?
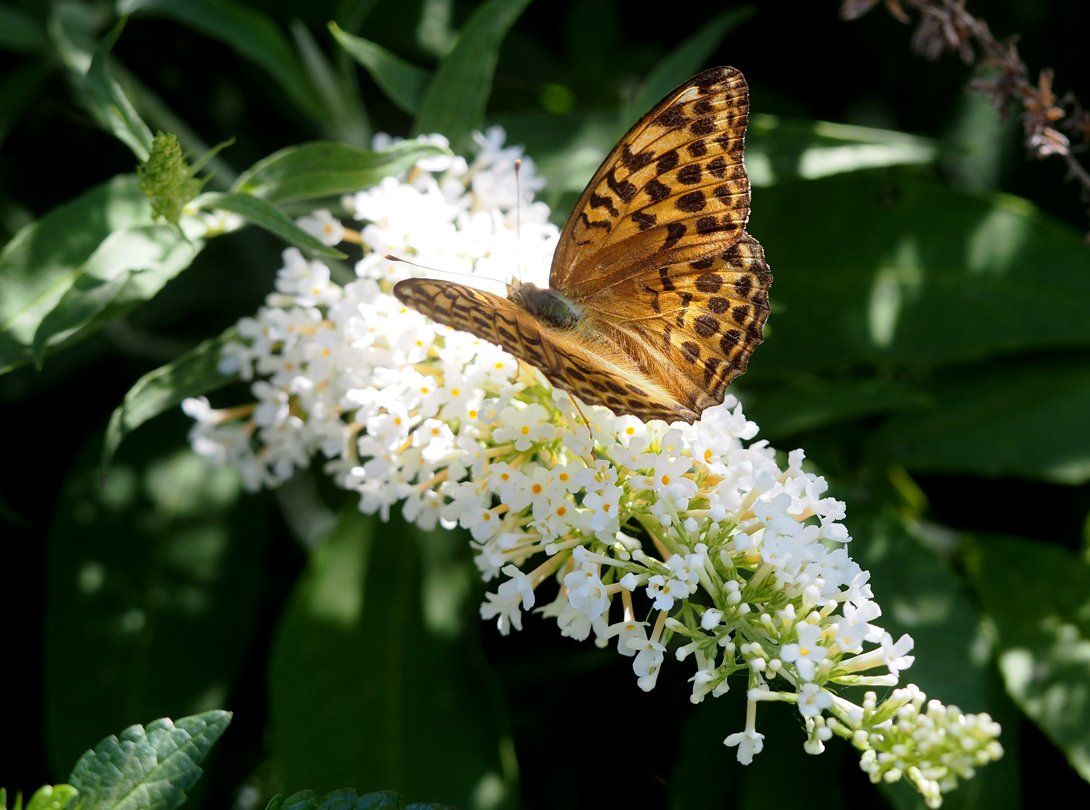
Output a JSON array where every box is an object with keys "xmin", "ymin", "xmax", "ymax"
[
  {"xmin": 965, "ymin": 533, "xmax": 1090, "ymax": 783},
  {"xmin": 750, "ymin": 171, "xmax": 1090, "ymax": 377},
  {"xmin": 853, "ymin": 512, "xmax": 995, "ymax": 709},
  {"xmin": 68, "ymin": 711, "xmax": 231, "ymax": 810},
  {"xmin": 0, "ymin": 60, "xmax": 51, "ymax": 148},
  {"xmin": 292, "ymin": 21, "xmax": 369, "ymax": 146},
  {"xmin": 0, "ymin": 5, "xmax": 47, "ymax": 52},
  {"xmin": 269, "ymin": 509, "xmax": 513, "ymax": 806},
  {"xmin": 497, "ymin": 113, "xmax": 935, "ymax": 215},
  {"xmin": 746, "ymin": 117, "xmax": 937, "ymax": 186},
  {"xmin": 118, "ymin": 0, "xmax": 324, "ymax": 122},
  {"xmin": 102, "ymin": 327, "xmax": 238, "ymax": 467},
  {"xmin": 84, "ymin": 19, "xmax": 155, "ymax": 159},
  {"xmin": 628, "ymin": 8, "xmax": 755, "ymax": 122},
  {"xmin": 867, "ymin": 357, "xmax": 1090, "ymax": 484},
  {"xmin": 266, "ymin": 788, "xmax": 446, "ymax": 810},
  {"xmin": 24, "ymin": 785, "xmax": 79, "ymax": 810},
  {"xmin": 48, "ymin": 10, "xmax": 153, "ymax": 158},
  {"xmin": 194, "ymin": 191, "xmax": 346, "ymax": 258},
  {"xmin": 329, "ymin": 23, "xmax": 429, "ymax": 116},
  {"xmin": 413, "ymin": 0, "xmax": 532, "ymax": 150},
  {"xmin": 234, "ymin": 141, "xmax": 449, "ymax": 204},
  {"xmin": 737, "ymin": 375, "xmax": 927, "ymax": 440},
  {"xmin": 45, "ymin": 435, "xmax": 265, "ymax": 773},
  {"xmin": 0, "ymin": 175, "xmax": 202, "ymax": 375}
]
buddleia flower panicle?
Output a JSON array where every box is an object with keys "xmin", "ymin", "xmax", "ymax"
[{"xmin": 184, "ymin": 127, "xmax": 1001, "ymax": 807}]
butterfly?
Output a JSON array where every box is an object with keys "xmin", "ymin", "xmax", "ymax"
[{"xmin": 394, "ymin": 66, "xmax": 771, "ymax": 424}]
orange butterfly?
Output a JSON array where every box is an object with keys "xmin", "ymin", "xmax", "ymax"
[{"xmin": 395, "ymin": 67, "xmax": 771, "ymax": 423}]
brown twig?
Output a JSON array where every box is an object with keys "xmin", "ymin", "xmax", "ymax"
[{"xmin": 841, "ymin": 0, "xmax": 1090, "ymax": 231}]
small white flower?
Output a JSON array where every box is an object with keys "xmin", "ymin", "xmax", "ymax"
[
  {"xmin": 480, "ymin": 564, "xmax": 535, "ymax": 635},
  {"xmin": 628, "ymin": 636, "xmax": 666, "ymax": 692},
  {"xmin": 296, "ymin": 209, "xmax": 345, "ymax": 246},
  {"xmin": 781, "ymin": 623, "xmax": 829, "ymax": 682},
  {"xmin": 724, "ymin": 728, "xmax": 765, "ymax": 765},
  {"xmin": 797, "ymin": 682, "xmax": 833, "ymax": 718},
  {"xmin": 492, "ymin": 403, "xmax": 557, "ymax": 450}
]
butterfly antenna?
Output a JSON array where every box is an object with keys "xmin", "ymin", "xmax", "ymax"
[
  {"xmin": 385, "ymin": 254, "xmax": 496, "ymax": 286},
  {"xmin": 514, "ymin": 158, "xmax": 523, "ymax": 240}
]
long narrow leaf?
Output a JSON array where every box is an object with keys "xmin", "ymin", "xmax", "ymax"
[
  {"xmin": 233, "ymin": 141, "xmax": 449, "ymax": 203},
  {"xmin": 49, "ymin": 13, "xmax": 153, "ymax": 158},
  {"xmin": 413, "ymin": 0, "xmax": 532, "ymax": 150},
  {"xmin": 194, "ymin": 191, "xmax": 346, "ymax": 258},
  {"xmin": 329, "ymin": 23, "xmax": 429, "ymax": 116},
  {"xmin": 103, "ymin": 327, "xmax": 239, "ymax": 467}
]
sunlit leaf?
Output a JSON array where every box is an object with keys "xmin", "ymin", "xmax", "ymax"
[
  {"xmin": 0, "ymin": 176, "xmax": 201, "ymax": 374},
  {"xmin": 68, "ymin": 711, "xmax": 231, "ymax": 810},
  {"xmin": 965, "ymin": 534, "xmax": 1090, "ymax": 783}
]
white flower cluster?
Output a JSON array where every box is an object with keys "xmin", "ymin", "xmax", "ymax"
[{"xmin": 184, "ymin": 128, "xmax": 1001, "ymax": 806}]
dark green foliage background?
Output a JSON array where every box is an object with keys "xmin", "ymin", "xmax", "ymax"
[{"xmin": 2, "ymin": 1, "xmax": 1089, "ymax": 808}]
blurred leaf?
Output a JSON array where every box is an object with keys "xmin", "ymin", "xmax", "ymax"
[
  {"xmin": 265, "ymin": 788, "xmax": 445, "ymax": 810},
  {"xmin": 747, "ymin": 117, "xmax": 937, "ymax": 185},
  {"xmin": 49, "ymin": 13, "xmax": 153, "ymax": 159},
  {"xmin": 490, "ymin": 109, "xmax": 618, "ymax": 206},
  {"xmin": 269, "ymin": 508, "xmax": 513, "ymax": 808},
  {"xmin": 413, "ymin": 0, "xmax": 532, "ymax": 150},
  {"xmin": 118, "ymin": 0, "xmax": 325, "ymax": 121},
  {"xmin": 965, "ymin": 533, "xmax": 1090, "ymax": 783},
  {"xmin": 852, "ymin": 512, "xmax": 995, "ymax": 709},
  {"xmin": 943, "ymin": 89, "xmax": 1018, "ymax": 193},
  {"xmin": 750, "ymin": 171, "xmax": 1090, "ymax": 377},
  {"xmin": 0, "ymin": 5, "xmax": 47, "ymax": 52},
  {"xmin": 738, "ymin": 375, "xmax": 927, "ymax": 439},
  {"xmin": 0, "ymin": 60, "xmax": 51, "ymax": 148},
  {"xmin": 330, "ymin": 23, "xmax": 429, "ymax": 116},
  {"xmin": 499, "ymin": 113, "xmax": 936, "ymax": 216},
  {"xmin": 194, "ymin": 191, "xmax": 345, "ymax": 258},
  {"xmin": 23, "ymin": 785, "xmax": 79, "ymax": 810},
  {"xmin": 45, "ymin": 435, "xmax": 266, "ymax": 772},
  {"xmin": 103, "ymin": 326, "xmax": 238, "ymax": 467},
  {"xmin": 292, "ymin": 20, "xmax": 369, "ymax": 146},
  {"xmin": 30, "ymin": 269, "xmax": 130, "ymax": 366},
  {"xmin": 868, "ymin": 356, "xmax": 1090, "ymax": 484},
  {"xmin": 234, "ymin": 141, "xmax": 448, "ymax": 204},
  {"xmin": 68, "ymin": 711, "xmax": 231, "ymax": 810},
  {"xmin": 84, "ymin": 19, "xmax": 154, "ymax": 159},
  {"xmin": 0, "ymin": 175, "xmax": 202, "ymax": 375},
  {"xmin": 628, "ymin": 8, "xmax": 755, "ymax": 122}
]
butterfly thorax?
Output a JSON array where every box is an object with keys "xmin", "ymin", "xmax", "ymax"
[{"xmin": 509, "ymin": 281, "xmax": 582, "ymax": 330}]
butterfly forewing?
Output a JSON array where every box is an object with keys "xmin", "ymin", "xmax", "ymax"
[{"xmin": 551, "ymin": 66, "xmax": 752, "ymax": 297}]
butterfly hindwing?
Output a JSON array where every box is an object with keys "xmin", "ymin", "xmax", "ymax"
[{"xmin": 579, "ymin": 233, "xmax": 771, "ymax": 415}]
